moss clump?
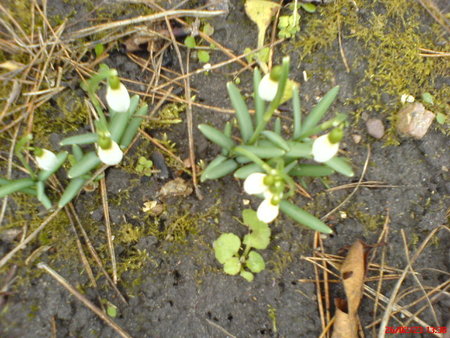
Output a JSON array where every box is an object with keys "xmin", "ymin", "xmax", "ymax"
[{"xmin": 287, "ymin": 0, "xmax": 449, "ymax": 142}]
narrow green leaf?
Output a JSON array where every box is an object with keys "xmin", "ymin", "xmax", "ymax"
[
  {"xmin": 239, "ymin": 145, "xmax": 285, "ymax": 158},
  {"xmin": 222, "ymin": 122, "xmax": 232, "ymax": 156},
  {"xmin": 38, "ymin": 151, "xmax": 68, "ymax": 181},
  {"xmin": 284, "ymin": 141, "xmax": 312, "ymax": 158},
  {"xmin": 202, "ymin": 159, "xmax": 238, "ymax": 180},
  {"xmin": 235, "ymin": 156, "xmax": 251, "ymax": 164},
  {"xmin": 120, "ymin": 103, "xmax": 148, "ymax": 148},
  {"xmin": 227, "ymin": 82, "xmax": 254, "ymax": 143},
  {"xmin": 36, "ymin": 181, "xmax": 52, "ymax": 209},
  {"xmin": 290, "ymin": 164, "xmax": 335, "ymax": 177},
  {"xmin": 274, "ymin": 117, "xmax": 281, "ymax": 135},
  {"xmin": 279, "ymin": 200, "xmax": 332, "ymax": 234},
  {"xmin": 253, "ymin": 68, "xmax": 265, "ymax": 125},
  {"xmin": 109, "ymin": 111, "xmax": 130, "ymax": 142},
  {"xmin": 0, "ymin": 178, "xmax": 35, "ymax": 198},
  {"xmin": 300, "ymin": 86, "xmax": 339, "ymax": 134},
  {"xmin": 325, "ymin": 157, "xmax": 354, "ymax": 177},
  {"xmin": 60, "ymin": 133, "xmax": 99, "ymax": 146},
  {"xmin": 68, "ymin": 152, "xmax": 101, "ymax": 178},
  {"xmin": 200, "ymin": 155, "xmax": 227, "ymax": 182},
  {"xmin": 128, "ymin": 95, "xmax": 140, "ymax": 115},
  {"xmin": 234, "ymin": 163, "xmax": 263, "ymax": 179},
  {"xmin": 292, "ymin": 85, "xmax": 302, "ymax": 139},
  {"xmin": 198, "ymin": 124, "xmax": 235, "ymax": 150},
  {"xmin": 261, "ymin": 130, "xmax": 290, "ymax": 151},
  {"xmin": 72, "ymin": 144, "xmax": 83, "ymax": 162},
  {"xmin": 58, "ymin": 177, "xmax": 86, "ymax": 208}
]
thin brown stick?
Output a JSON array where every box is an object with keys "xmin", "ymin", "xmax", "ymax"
[
  {"xmin": 37, "ymin": 263, "xmax": 132, "ymax": 338},
  {"xmin": 313, "ymin": 232, "xmax": 327, "ymax": 334},
  {"xmin": 100, "ymin": 178, "xmax": 118, "ymax": 284},
  {"xmin": 69, "ymin": 9, "xmax": 224, "ymax": 40},
  {"xmin": 377, "ymin": 225, "xmax": 448, "ymax": 338},
  {"xmin": 338, "ymin": 17, "xmax": 350, "ymax": 73},
  {"xmin": 321, "ymin": 144, "xmax": 371, "ymax": 221}
]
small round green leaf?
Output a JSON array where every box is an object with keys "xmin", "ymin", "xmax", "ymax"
[
  {"xmin": 240, "ymin": 270, "xmax": 254, "ymax": 282},
  {"xmin": 246, "ymin": 251, "xmax": 265, "ymax": 273},
  {"xmin": 223, "ymin": 257, "xmax": 241, "ymax": 275},
  {"xmin": 243, "ymin": 210, "xmax": 271, "ymax": 250},
  {"xmin": 213, "ymin": 233, "xmax": 241, "ymax": 264}
]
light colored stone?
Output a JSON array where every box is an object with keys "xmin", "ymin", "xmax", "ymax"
[
  {"xmin": 366, "ymin": 118, "xmax": 385, "ymax": 139},
  {"xmin": 396, "ymin": 103, "xmax": 435, "ymax": 139}
]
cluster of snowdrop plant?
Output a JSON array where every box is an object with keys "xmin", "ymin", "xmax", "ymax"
[
  {"xmin": 0, "ymin": 64, "xmax": 148, "ymax": 210},
  {"xmin": 199, "ymin": 57, "xmax": 353, "ymax": 280}
]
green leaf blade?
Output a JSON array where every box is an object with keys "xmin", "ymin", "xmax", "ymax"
[
  {"xmin": 325, "ymin": 157, "xmax": 354, "ymax": 177},
  {"xmin": 227, "ymin": 82, "xmax": 254, "ymax": 143},
  {"xmin": 279, "ymin": 200, "xmax": 332, "ymax": 234},
  {"xmin": 300, "ymin": 86, "xmax": 340, "ymax": 135},
  {"xmin": 68, "ymin": 152, "xmax": 101, "ymax": 178},
  {"xmin": 198, "ymin": 124, "xmax": 235, "ymax": 150},
  {"xmin": 0, "ymin": 178, "xmax": 35, "ymax": 198},
  {"xmin": 213, "ymin": 233, "xmax": 241, "ymax": 264},
  {"xmin": 60, "ymin": 133, "xmax": 99, "ymax": 146}
]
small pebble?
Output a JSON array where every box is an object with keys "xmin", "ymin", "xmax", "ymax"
[
  {"xmin": 352, "ymin": 134, "xmax": 362, "ymax": 144},
  {"xmin": 396, "ymin": 103, "xmax": 435, "ymax": 139},
  {"xmin": 366, "ymin": 118, "xmax": 385, "ymax": 139}
]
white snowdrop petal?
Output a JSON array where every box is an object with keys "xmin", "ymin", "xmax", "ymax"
[
  {"xmin": 257, "ymin": 198, "xmax": 279, "ymax": 223},
  {"xmin": 312, "ymin": 134, "xmax": 340, "ymax": 163},
  {"xmin": 258, "ymin": 74, "xmax": 279, "ymax": 102},
  {"xmin": 97, "ymin": 141, "xmax": 123, "ymax": 165},
  {"xmin": 36, "ymin": 149, "xmax": 58, "ymax": 171},
  {"xmin": 243, "ymin": 173, "xmax": 267, "ymax": 195},
  {"xmin": 106, "ymin": 83, "xmax": 130, "ymax": 113}
]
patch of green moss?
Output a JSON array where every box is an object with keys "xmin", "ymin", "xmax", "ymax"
[
  {"xmin": 346, "ymin": 203, "xmax": 385, "ymax": 232},
  {"xmin": 287, "ymin": 0, "xmax": 449, "ymax": 142}
]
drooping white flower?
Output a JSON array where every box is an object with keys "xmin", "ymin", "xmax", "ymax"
[
  {"xmin": 243, "ymin": 172, "xmax": 267, "ymax": 195},
  {"xmin": 258, "ymin": 73, "xmax": 279, "ymax": 102},
  {"xmin": 35, "ymin": 149, "xmax": 58, "ymax": 171},
  {"xmin": 312, "ymin": 133, "xmax": 340, "ymax": 163},
  {"xmin": 105, "ymin": 82, "xmax": 130, "ymax": 113},
  {"xmin": 97, "ymin": 140, "xmax": 123, "ymax": 165},
  {"xmin": 257, "ymin": 194, "xmax": 279, "ymax": 223},
  {"xmin": 243, "ymin": 172, "xmax": 280, "ymax": 223}
]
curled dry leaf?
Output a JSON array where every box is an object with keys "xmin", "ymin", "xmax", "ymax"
[
  {"xmin": 331, "ymin": 298, "xmax": 358, "ymax": 338},
  {"xmin": 332, "ymin": 240, "xmax": 369, "ymax": 338},
  {"xmin": 341, "ymin": 240, "xmax": 367, "ymax": 315}
]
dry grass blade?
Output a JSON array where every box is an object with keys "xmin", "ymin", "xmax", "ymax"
[
  {"xmin": 416, "ymin": 0, "xmax": 450, "ymax": 34},
  {"xmin": 37, "ymin": 263, "xmax": 132, "ymax": 338},
  {"xmin": 69, "ymin": 9, "xmax": 225, "ymax": 40},
  {"xmin": 377, "ymin": 225, "xmax": 449, "ymax": 338},
  {"xmin": 418, "ymin": 47, "xmax": 450, "ymax": 57},
  {"xmin": 321, "ymin": 145, "xmax": 371, "ymax": 221},
  {"xmin": 100, "ymin": 178, "xmax": 118, "ymax": 284}
]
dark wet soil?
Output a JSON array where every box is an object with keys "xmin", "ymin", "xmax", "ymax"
[{"xmin": 1, "ymin": 0, "xmax": 449, "ymax": 337}]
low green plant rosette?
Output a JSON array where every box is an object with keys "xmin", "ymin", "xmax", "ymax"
[{"xmin": 198, "ymin": 57, "xmax": 353, "ymax": 234}]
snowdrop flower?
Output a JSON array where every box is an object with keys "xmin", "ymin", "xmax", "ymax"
[
  {"xmin": 97, "ymin": 137, "xmax": 123, "ymax": 165},
  {"xmin": 258, "ymin": 66, "xmax": 282, "ymax": 102},
  {"xmin": 35, "ymin": 148, "xmax": 58, "ymax": 171},
  {"xmin": 244, "ymin": 172, "xmax": 280, "ymax": 223},
  {"xmin": 312, "ymin": 129, "xmax": 342, "ymax": 163},
  {"xmin": 105, "ymin": 76, "xmax": 130, "ymax": 113}
]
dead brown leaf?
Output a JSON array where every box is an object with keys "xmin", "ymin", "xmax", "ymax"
[{"xmin": 331, "ymin": 298, "xmax": 358, "ymax": 338}]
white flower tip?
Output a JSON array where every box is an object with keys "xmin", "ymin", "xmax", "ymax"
[
  {"xmin": 400, "ymin": 94, "xmax": 415, "ymax": 104},
  {"xmin": 257, "ymin": 198, "xmax": 279, "ymax": 223},
  {"xmin": 258, "ymin": 74, "xmax": 279, "ymax": 102},
  {"xmin": 312, "ymin": 134, "xmax": 339, "ymax": 163},
  {"xmin": 106, "ymin": 83, "xmax": 130, "ymax": 113},
  {"xmin": 36, "ymin": 149, "xmax": 58, "ymax": 171},
  {"xmin": 243, "ymin": 172, "xmax": 267, "ymax": 195},
  {"xmin": 97, "ymin": 141, "xmax": 123, "ymax": 165}
]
